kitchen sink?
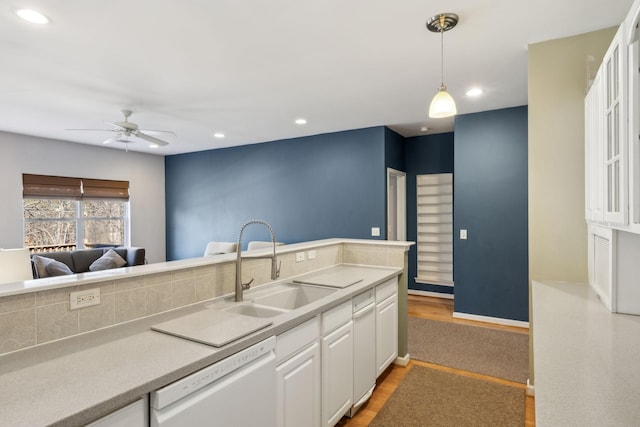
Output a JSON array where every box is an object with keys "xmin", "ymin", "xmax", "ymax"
[
  {"xmin": 224, "ymin": 303, "xmax": 287, "ymax": 318},
  {"xmin": 251, "ymin": 282, "xmax": 336, "ymax": 310}
]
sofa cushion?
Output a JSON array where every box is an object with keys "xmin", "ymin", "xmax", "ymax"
[
  {"xmin": 71, "ymin": 249, "xmax": 106, "ymax": 273},
  {"xmin": 89, "ymin": 249, "xmax": 127, "ymax": 271},
  {"xmin": 32, "ymin": 255, "xmax": 74, "ymax": 278},
  {"xmin": 45, "ymin": 260, "xmax": 73, "ymax": 277}
]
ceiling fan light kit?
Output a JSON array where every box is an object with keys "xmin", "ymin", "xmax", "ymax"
[{"xmin": 427, "ymin": 13, "xmax": 458, "ymax": 119}]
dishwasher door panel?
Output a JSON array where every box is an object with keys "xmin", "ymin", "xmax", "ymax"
[{"xmin": 151, "ymin": 350, "xmax": 276, "ymax": 427}]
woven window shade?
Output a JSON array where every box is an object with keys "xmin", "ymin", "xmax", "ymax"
[
  {"xmin": 22, "ymin": 174, "xmax": 129, "ymax": 200},
  {"xmin": 22, "ymin": 174, "xmax": 82, "ymax": 198},
  {"xmin": 82, "ymin": 179, "xmax": 129, "ymax": 200}
]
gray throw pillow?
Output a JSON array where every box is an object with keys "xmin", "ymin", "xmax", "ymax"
[
  {"xmin": 32, "ymin": 255, "xmax": 73, "ymax": 278},
  {"xmin": 89, "ymin": 249, "xmax": 127, "ymax": 271},
  {"xmin": 45, "ymin": 260, "xmax": 73, "ymax": 276}
]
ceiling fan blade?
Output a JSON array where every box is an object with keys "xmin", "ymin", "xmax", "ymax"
[
  {"xmin": 134, "ymin": 131, "xmax": 169, "ymax": 146},
  {"xmin": 65, "ymin": 128, "xmax": 119, "ymax": 132},
  {"xmin": 139, "ymin": 129, "xmax": 176, "ymax": 136}
]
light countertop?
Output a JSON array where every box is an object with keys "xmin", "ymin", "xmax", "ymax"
[
  {"xmin": 0, "ymin": 263, "xmax": 401, "ymax": 427},
  {"xmin": 532, "ymin": 280, "xmax": 640, "ymax": 427}
]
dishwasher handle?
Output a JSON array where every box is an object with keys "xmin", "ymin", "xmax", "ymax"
[{"xmin": 352, "ymin": 302, "xmax": 375, "ymax": 319}]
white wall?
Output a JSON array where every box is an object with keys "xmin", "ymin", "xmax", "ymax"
[{"xmin": 0, "ymin": 131, "xmax": 166, "ymax": 263}]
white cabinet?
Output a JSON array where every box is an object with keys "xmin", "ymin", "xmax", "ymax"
[
  {"xmin": 586, "ymin": 71, "xmax": 605, "ymax": 222},
  {"xmin": 603, "ymin": 25, "xmax": 628, "ymax": 224},
  {"xmin": 321, "ymin": 301, "xmax": 353, "ymax": 427},
  {"xmin": 87, "ymin": 398, "xmax": 147, "ymax": 427},
  {"xmin": 585, "ymin": 24, "xmax": 628, "ymax": 226},
  {"xmin": 275, "ymin": 317, "xmax": 321, "ymax": 427},
  {"xmin": 375, "ymin": 278, "xmax": 398, "ymax": 377}
]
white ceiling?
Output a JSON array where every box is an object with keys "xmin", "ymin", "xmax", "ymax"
[{"xmin": 0, "ymin": 0, "xmax": 634, "ymax": 155}]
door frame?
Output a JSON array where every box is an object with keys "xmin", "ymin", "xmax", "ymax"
[{"xmin": 386, "ymin": 168, "xmax": 406, "ymax": 241}]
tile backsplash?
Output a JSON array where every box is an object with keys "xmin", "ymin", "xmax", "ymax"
[{"xmin": 0, "ymin": 242, "xmax": 406, "ymax": 356}]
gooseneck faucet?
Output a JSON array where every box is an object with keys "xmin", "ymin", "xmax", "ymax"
[{"xmin": 235, "ymin": 219, "xmax": 280, "ymax": 302}]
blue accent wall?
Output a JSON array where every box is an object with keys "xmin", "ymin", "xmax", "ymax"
[
  {"xmin": 405, "ymin": 133, "xmax": 455, "ymax": 294},
  {"xmin": 453, "ymin": 106, "xmax": 529, "ymax": 321},
  {"xmin": 165, "ymin": 127, "xmax": 387, "ymax": 260}
]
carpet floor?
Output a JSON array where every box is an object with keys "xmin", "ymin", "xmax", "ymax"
[
  {"xmin": 408, "ymin": 317, "xmax": 529, "ymax": 383},
  {"xmin": 369, "ymin": 365, "xmax": 525, "ymax": 427}
]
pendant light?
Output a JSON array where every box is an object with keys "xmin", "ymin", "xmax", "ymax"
[{"xmin": 427, "ymin": 13, "xmax": 458, "ymax": 118}]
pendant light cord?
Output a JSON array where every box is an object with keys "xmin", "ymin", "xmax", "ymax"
[{"xmin": 440, "ymin": 15, "xmax": 445, "ymax": 89}]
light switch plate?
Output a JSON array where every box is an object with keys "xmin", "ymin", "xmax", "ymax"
[{"xmin": 460, "ymin": 229, "xmax": 468, "ymax": 240}]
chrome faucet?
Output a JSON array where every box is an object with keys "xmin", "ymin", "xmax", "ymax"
[{"xmin": 235, "ymin": 219, "xmax": 280, "ymax": 302}]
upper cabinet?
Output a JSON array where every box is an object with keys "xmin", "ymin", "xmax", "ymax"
[
  {"xmin": 585, "ymin": 24, "xmax": 629, "ymax": 227},
  {"xmin": 603, "ymin": 26, "xmax": 628, "ymax": 224}
]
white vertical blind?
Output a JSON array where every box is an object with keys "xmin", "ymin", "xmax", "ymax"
[{"xmin": 416, "ymin": 173, "xmax": 453, "ymax": 286}]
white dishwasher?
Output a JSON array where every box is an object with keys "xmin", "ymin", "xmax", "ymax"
[
  {"xmin": 348, "ymin": 288, "xmax": 376, "ymax": 417},
  {"xmin": 150, "ymin": 336, "xmax": 276, "ymax": 427}
]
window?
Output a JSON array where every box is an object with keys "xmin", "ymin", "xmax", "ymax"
[{"xmin": 23, "ymin": 174, "xmax": 129, "ymax": 252}]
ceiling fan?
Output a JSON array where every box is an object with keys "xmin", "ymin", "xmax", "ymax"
[{"xmin": 67, "ymin": 110, "xmax": 174, "ymax": 147}]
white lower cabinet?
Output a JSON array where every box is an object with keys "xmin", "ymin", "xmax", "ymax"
[
  {"xmin": 321, "ymin": 301, "xmax": 354, "ymax": 427},
  {"xmin": 375, "ymin": 278, "xmax": 398, "ymax": 377},
  {"xmin": 275, "ymin": 317, "xmax": 321, "ymax": 427},
  {"xmin": 87, "ymin": 398, "xmax": 147, "ymax": 427}
]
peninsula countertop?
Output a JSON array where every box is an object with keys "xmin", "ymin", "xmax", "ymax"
[{"xmin": 0, "ymin": 263, "xmax": 401, "ymax": 427}]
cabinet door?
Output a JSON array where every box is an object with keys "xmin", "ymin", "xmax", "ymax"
[
  {"xmin": 603, "ymin": 25, "xmax": 628, "ymax": 225},
  {"xmin": 87, "ymin": 398, "xmax": 147, "ymax": 427},
  {"xmin": 586, "ymin": 70, "xmax": 605, "ymax": 222},
  {"xmin": 276, "ymin": 341, "xmax": 321, "ymax": 427},
  {"xmin": 376, "ymin": 294, "xmax": 398, "ymax": 377},
  {"xmin": 321, "ymin": 321, "xmax": 353, "ymax": 427}
]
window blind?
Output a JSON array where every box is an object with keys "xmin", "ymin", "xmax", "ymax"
[
  {"xmin": 23, "ymin": 174, "xmax": 129, "ymax": 200},
  {"xmin": 416, "ymin": 173, "xmax": 453, "ymax": 286},
  {"xmin": 22, "ymin": 174, "xmax": 82, "ymax": 198}
]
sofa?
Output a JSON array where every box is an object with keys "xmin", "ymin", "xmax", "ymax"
[{"xmin": 31, "ymin": 247, "xmax": 146, "ymax": 279}]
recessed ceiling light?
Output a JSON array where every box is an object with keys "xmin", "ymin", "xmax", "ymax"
[
  {"xmin": 213, "ymin": 133, "xmax": 225, "ymax": 138},
  {"xmin": 15, "ymin": 9, "xmax": 49, "ymax": 24},
  {"xmin": 295, "ymin": 118, "xmax": 307, "ymax": 125},
  {"xmin": 466, "ymin": 88, "xmax": 483, "ymax": 97}
]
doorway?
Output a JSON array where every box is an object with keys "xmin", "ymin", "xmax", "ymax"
[{"xmin": 387, "ymin": 168, "xmax": 406, "ymax": 241}]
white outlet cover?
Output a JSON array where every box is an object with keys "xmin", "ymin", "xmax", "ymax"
[
  {"xmin": 295, "ymin": 252, "xmax": 305, "ymax": 262},
  {"xmin": 70, "ymin": 288, "xmax": 101, "ymax": 310},
  {"xmin": 371, "ymin": 227, "xmax": 381, "ymax": 237},
  {"xmin": 460, "ymin": 229, "xmax": 468, "ymax": 240},
  {"xmin": 308, "ymin": 250, "xmax": 317, "ymax": 260}
]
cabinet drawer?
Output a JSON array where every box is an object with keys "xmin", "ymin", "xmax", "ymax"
[
  {"xmin": 375, "ymin": 277, "xmax": 398, "ymax": 302},
  {"xmin": 322, "ymin": 300, "xmax": 352, "ymax": 335},
  {"xmin": 276, "ymin": 316, "xmax": 320, "ymax": 363}
]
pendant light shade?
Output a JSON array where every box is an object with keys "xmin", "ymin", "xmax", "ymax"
[
  {"xmin": 429, "ymin": 85, "xmax": 457, "ymax": 118},
  {"xmin": 426, "ymin": 13, "xmax": 458, "ymax": 119}
]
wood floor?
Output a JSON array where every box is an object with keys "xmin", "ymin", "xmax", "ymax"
[{"xmin": 336, "ymin": 295, "xmax": 535, "ymax": 427}]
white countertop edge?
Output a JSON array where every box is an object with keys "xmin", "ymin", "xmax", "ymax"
[{"xmin": 0, "ymin": 238, "xmax": 414, "ymax": 298}]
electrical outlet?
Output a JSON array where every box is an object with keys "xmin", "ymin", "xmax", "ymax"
[
  {"xmin": 295, "ymin": 252, "xmax": 305, "ymax": 263},
  {"xmin": 308, "ymin": 250, "xmax": 317, "ymax": 260},
  {"xmin": 70, "ymin": 288, "xmax": 100, "ymax": 310},
  {"xmin": 460, "ymin": 229, "xmax": 468, "ymax": 240},
  {"xmin": 371, "ymin": 227, "xmax": 380, "ymax": 237}
]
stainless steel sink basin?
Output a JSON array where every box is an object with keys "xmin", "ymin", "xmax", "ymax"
[
  {"xmin": 251, "ymin": 283, "xmax": 336, "ymax": 310},
  {"xmin": 224, "ymin": 303, "xmax": 287, "ymax": 318}
]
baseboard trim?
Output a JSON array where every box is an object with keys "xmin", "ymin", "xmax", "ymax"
[
  {"xmin": 408, "ymin": 290, "xmax": 454, "ymax": 300},
  {"xmin": 452, "ymin": 311, "xmax": 530, "ymax": 329},
  {"xmin": 394, "ymin": 353, "xmax": 410, "ymax": 366},
  {"xmin": 526, "ymin": 379, "xmax": 535, "ymax": 396}
]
